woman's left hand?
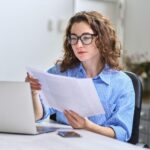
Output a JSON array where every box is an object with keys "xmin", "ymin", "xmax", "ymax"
[{"xmin": 64, "ymin": 110, "xmax": 88, "ymax": 129}]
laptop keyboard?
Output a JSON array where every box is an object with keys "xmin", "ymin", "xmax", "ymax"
[{"xmin": 36, "ymin": 126, "xmax": 58, "ymax": 134}]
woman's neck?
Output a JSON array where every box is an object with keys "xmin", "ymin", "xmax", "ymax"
[{"xmin": 82, "ymin": 61, "xmax": 104, "ymax": 78}]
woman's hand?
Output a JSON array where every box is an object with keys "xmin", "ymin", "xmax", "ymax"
[
  {"xmin": 64, "ymin": 110, "xmax": 89, "ymax": 129},
  {"xmin": 25, "ymin": 73, "xmax": 41, "ymax": 91}
]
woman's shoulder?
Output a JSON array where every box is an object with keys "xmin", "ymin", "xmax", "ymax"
[
  {"xmin": 110, "ymin": 69, "xmax": 133, "ymax": 90},
  {"xmin": 47, "ymin": 64, "xmax": 80, "ymax": 77},
  {"xmin": 112, "ymin": 70, "xmax": 131, "ymax": 82},
  {"xmin": 103, "ymin": 65, "xmax": 131, "ymax": 83},
  {"xmin": 111, "ymin": 69, "xmax": 129, "ymax": 78},
  {"xmin": 47, "ymin": 64, "xmax": 63, "ymax": 75}
]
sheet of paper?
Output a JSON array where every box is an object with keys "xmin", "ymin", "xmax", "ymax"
[{"xmin": 26, "ymin": 67, "xmax": 105, "ymax": 117}]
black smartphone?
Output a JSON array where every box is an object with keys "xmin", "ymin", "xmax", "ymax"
[{"xmin": 57, "ymin": 131, "xmax": 81, "ymax": 137}]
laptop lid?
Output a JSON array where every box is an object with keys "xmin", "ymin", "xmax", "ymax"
[
  {"xmin": 0, "ymin": 81, "xmax": 57, "ymax": 134},
  {"xmin": 0, "ymin": 81, "xmax": 39, "ymax": 134}
]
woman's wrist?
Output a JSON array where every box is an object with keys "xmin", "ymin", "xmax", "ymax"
[
  {"xmin": 32, "ymin": 90, "xmax": 39, "ymax": 97},
  {"xmin": 84, "ymin": 118, "xmax": 93, "ymax": 130}
]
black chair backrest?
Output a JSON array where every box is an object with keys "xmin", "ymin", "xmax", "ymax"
[
  {"xmin": 50, "ymin": 113, "xmax": 56, "ymax": 121},
  {"xmin": 124, "ymin": 71, "xmax": 143, "ymax": 144}
]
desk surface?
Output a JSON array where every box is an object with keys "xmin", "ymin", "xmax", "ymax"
[{"xmin": 0, "ymin": 120, "xmax": 145, "ymax": 150}]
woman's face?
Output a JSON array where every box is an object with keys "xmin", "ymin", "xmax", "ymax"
[{"xmin": 70, "ymin": 22, "xmax": 100, "ymax": 63}]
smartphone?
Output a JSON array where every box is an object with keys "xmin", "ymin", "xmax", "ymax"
[{"xmin": 57, "ymin": 131, "xmax": 81, "ymax": 137}]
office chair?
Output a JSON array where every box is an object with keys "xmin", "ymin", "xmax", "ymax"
[
  {"xmin": 50, "ymin": 71, "xmax": 146, "ymax": 146},
  {"xmin": 124, "ymin": 71, "xmax": 143, "ymax": 144}
]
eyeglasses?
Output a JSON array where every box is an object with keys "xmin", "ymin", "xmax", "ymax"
[{"xmin": 68, "ymin": 33, "xmax": 97, "ymax": 45}]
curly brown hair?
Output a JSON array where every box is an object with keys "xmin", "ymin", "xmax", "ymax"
[{"xmin": 57, "ymin": 11, "xmax": 122, "ymax": 72}]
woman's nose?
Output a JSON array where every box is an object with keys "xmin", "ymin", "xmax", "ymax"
[{"xmin": 76, "ymin": 39, "xmax": 83, "ymax": 47}]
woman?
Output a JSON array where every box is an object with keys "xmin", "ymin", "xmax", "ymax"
[{"xmin": 26, "ymin": 11, "xmax": 135, "ymax": 141}]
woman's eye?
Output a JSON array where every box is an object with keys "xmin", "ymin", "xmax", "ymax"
[
  {"xmin": 82, "ymin": 36, "xmax": 91, "ymax": 40},
  {"xmin": 71, "ymin": 37, "xmax": 77, "ymax": 40},
  {"xmin": 70, "ymin": 36, "xmax": 77, "ymax": 40}
]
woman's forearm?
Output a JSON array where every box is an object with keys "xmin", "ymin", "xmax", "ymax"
[
  {"xmin": 32, "ymin": 91, "xmax": 43, "ymax": 121},
  {"xmin": 85, "ymin": 119, "xmax": 115, "ymax": 138}
]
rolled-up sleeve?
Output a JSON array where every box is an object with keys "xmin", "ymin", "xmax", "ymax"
[{"xmin": 38, "ymin": 96, "xmax": 56, "ymax": 121}]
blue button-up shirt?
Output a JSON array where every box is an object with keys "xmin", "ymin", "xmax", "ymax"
[{"xmin": 41, "ymin": 64, "xmax": 135, "ymax": 142}]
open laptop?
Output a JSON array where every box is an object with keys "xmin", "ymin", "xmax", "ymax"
[{"xmin": 0, "ymin": 81, "xmax": 57, "ymax": 135}]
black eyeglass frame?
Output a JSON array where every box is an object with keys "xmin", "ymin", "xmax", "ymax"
[{"xmin": 67, "ymin": 33, "xmax": 97, "ymax": 45}]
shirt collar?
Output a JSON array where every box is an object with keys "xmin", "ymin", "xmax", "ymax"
[
  {"xmin": 98, "ymin": 64, "xmax": 111, "ymax": 85},
  {"xmin": 78, "ymin": 64, "xmax": 87, "ymax": 77}
]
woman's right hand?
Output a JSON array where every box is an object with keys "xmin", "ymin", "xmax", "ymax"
[{"xmin": 25, "ymin": 73, "xmax": 41, "ymax": 91}]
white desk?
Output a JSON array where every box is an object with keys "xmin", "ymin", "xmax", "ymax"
[{"xmin": 0, "ymin": 120, "xmax": 145, "ymax": 150}]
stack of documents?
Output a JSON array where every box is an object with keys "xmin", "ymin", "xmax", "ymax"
[{"xmin": 27, "ymin": 67, "xmax": 105, "ymax": 117}]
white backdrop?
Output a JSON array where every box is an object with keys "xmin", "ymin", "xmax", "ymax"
[{"xmin": 0, "ymin": 0, "xmax": 74, "ymax": 81}]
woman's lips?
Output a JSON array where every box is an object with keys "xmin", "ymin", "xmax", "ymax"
[{"xmin": 77, "ymin": 51, "xmax": 87, "ymax": 54}]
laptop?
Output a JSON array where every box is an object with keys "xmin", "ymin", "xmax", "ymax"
[{"xmin": 0, "ymin": 81, "xmax": 57, "ymax": 134}]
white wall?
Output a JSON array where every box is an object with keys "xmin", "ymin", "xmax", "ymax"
[
  {"xmin": 74, "ymin": 0, "xmax": 150, "ymax": 60},
  {"xmin": 124, "ymin": 0, "xmax": 150, "ymax": 58},
  {"xmin": 0, "ymin": 0, "xmax": 74, "ymax": 81},
  {"xmin": 74, "ymin": 0, "xmax": 125, "ymax": 48}
]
